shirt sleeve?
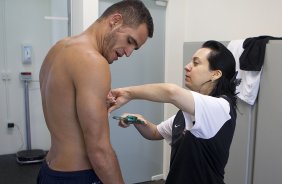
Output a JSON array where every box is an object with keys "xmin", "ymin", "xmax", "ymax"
[
  {"xmin": 190, "ymin": 91, "xmax": 231, "ymax": 139},
  {"xmin": 157, "ymin": 115, "xmax": 175, "ymax": 145}
]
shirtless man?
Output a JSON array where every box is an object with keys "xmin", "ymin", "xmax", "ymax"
[{"xmin": 37, "ymin": 1, "xmax": 153, "ymax": 184}]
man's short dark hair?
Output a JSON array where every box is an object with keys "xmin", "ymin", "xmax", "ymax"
[{"xmin": 99, "ymin": 0, "xmax": 154, "ymax": 38}]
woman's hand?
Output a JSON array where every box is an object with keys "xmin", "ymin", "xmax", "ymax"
[
  {"xmin": 107, "ymin": 91, "xmax": 117, "ymax": 109},
  {"xmin": 113, "ymin": 113, "xmax": 146, "ymax": 128},
  {"xmin": 108, "ymin": 88, "xmax": 131, "ymax": 113}
]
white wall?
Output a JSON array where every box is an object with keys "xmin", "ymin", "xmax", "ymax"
[
  {"xmin": 0, "ymin": 0, "xmax": 52, "ymax": 155},
  {"xmin": 72, "ymin": 0, "xmax": 98, "ymax": 35},
  {"xmin": 50, "ymin": 0, "xmax": 68, "ymax": 44},
  {"xmin": 0, "ymin": 0, "xmax": 100, "ymax": 155},
  {"xmin": 164, "ymin": 0, "xmax": 282, "ymax": 180},
  {"xmin": 0, "ymin": 0, "xmax": 98, "ymax": 156},
  {"xmin": 184, "ymin": 0, "xmax": 282, "ymax": 41},
  {"xmin": 166, "ymin": 0, "xmax": 282, "ymax": 99},
  {"xmin": 0, "ymin": 0, "xmax": 72, "ymax": 155}
]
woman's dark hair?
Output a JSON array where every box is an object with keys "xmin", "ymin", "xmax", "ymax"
[
  {"xmin": 202, "ymin": 40, "xmax": 241, "ymax": 107},
  {"xmin": 98, "ymin": 0, "xmax": 154, "ymax": 38}
]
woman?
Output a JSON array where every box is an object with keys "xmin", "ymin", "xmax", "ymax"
[{"xmin": 108, "ymin": 40, "xmax": 241, "ymax": 184}]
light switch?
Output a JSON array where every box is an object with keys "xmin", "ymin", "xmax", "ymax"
[{"xmin": 22, "ymin": 44, "xmax": 32, "ymax": 64}]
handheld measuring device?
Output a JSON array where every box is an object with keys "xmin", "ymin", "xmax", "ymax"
[{"xmin": 112, "ymin": 115, "xmax": 144, "ymax": 124}]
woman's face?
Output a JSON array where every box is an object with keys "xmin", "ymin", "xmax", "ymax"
[{"xmin": 184, "ymin": 48, "xmax": 215, "ymax": 94}]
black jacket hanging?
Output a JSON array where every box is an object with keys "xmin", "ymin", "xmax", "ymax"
[{"xmin": 240, "ymin": 35, "xmax": 282, "ymax": 71}]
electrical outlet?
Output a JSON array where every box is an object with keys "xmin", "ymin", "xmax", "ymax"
[
  {"xmin": 7, "ymin": 122, "xmax": 15, "ymax": 128},
  {"xmin": 22, "ymin": 44, "xmax": 32, "ymax": 64}
]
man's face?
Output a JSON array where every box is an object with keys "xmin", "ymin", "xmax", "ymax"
[
  {"xmin": 184, "ymin": 48, "xmax": 214, "ymax": 92},
  {"xmin": 103, "ymin": 23, "xmax": 149, "ymax": 64}
]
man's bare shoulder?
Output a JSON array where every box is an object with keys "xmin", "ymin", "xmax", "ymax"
[
  {"xmin": 60, "ymin": 36, "xmax": 108, "ymax": 66},
  {"xmin": 55, "ymin": 36, "xmax": 110, "ymax": 86}
]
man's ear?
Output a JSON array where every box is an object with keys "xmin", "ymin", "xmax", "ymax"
[
  {"xmin": 110, "ymin": 13, "xmax": 123, "ymax": 27},
  {"xmin": 212, "ymin": 70, "xmax": 222, "ymax": 81}
]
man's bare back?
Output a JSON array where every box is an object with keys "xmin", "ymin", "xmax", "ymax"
[{"xmin": 40, "ymin": 36, "xmax": 102, "ymax": 171}]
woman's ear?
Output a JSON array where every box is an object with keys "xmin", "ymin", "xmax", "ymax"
[{"xmin": 211, "ymin": 70, "xmax": 222, "ymax": 81}]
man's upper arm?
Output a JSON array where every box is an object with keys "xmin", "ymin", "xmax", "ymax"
[{"xmin": 71, "ymin": 53, "xmax": 111, "ymax": 147}]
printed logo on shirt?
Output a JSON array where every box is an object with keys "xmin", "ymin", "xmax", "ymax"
[{"xmin": 174, "ymin": 124, "xmax": 181, "ymax": 128}]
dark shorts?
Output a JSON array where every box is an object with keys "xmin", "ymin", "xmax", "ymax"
[{"xmin": 37, "ymin": 161, "xmax": 102, "ymax": 184}]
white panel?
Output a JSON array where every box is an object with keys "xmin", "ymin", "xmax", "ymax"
[{"xmin": 0, "ymin": 0, "xmax": 8, "ymax": 153}]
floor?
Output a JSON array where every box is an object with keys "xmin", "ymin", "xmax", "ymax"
[
  {"xmin": 137, "ymin": 180, "xmax": 165, "ymax": 184},
  {"xmin": 0, "ymin": 154, "xmax": 41, "ymax": 184},
  {"xmin": 0, "ymin": 154, "xmax": 165, "ymax": 184}
]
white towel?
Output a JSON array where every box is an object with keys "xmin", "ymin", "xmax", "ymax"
[{"xmin": 227, "ymin": 40, "xmax": 262, "ymax": 105}]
